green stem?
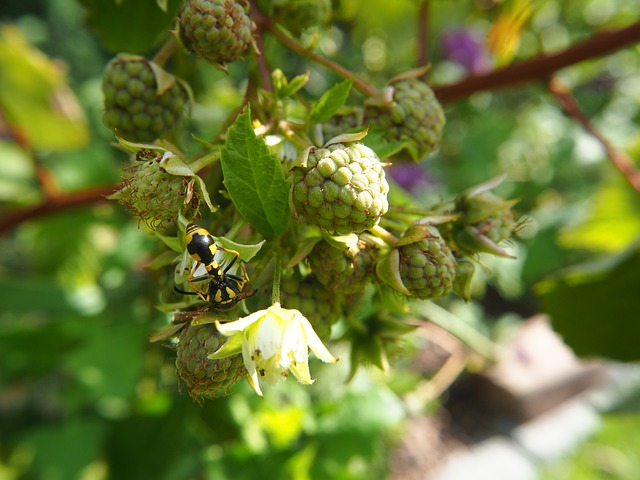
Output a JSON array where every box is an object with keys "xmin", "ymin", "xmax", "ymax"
[
  {"xmin": 369, "ymin": 225, "xmax": 399, "ymax": 248},
  {"xmin": 271, "ymin": 253, "xmax": 282, "ymax": 305},
  {"xmin": 151, "ymin": 37, "xmax": 177, "ymax": 67},
  {"xmin": 410, "ymin": 301, "xmax": 497, "ymax": 360},
  {"xmin": 188, "ymin": 150, "xmax": 220, "ymax": 173},
  {"xmin": 224, "ymin": 218, "xmax": 244, "ymax": 239},
  {"xmin": 267, "ymin": 24, "xmax": 379, "ymax": 98}
]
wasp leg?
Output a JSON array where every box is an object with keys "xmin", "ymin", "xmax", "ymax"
[
  {"xmin": 220, "ymin": 252, "xmax": 250, "ymax": 283},
  {"xmin": 215, "ymin": 247, "xmax": 250, "ymax": 284},
  {"xmin": 174, "ymin": 286, "xmax": 201, "ymax": 296},
  {"xmin": 185, "ymin": 261, "xmax": 210, "ymax": 302}
]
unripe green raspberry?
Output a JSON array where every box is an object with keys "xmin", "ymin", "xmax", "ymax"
[
  {"xmin": 477, "ymin": 212, "xmax": 516, "ymax": 245},
  {"xmin": 444, "ymin": 176, "xmax": 520, "ymax": 257},
  {"xmin": 321, "ymin": 107, "xmax": 364, "ymax": 144},
  {"xmin": 398, "ymin": 226, "xmax": 456, "ymax": 300},
  {"xmin": 308, "ymin": 240, "xmax": 374, "ymax": 296},
  {"xmin": 102, "ymin": 55, "xmax": 189, "ymax": 142},
  {"xmin": 111, "ymin": 149, "xmax": 201, "ymax": 230},
  {"xmin": 176, "ymin": 322, "xmax": 247, "ymax": 400},
  {"xmin": 365, "ymin": 80, "xmax": 445, "ymax": 161},
  {"xmin": 261, "ymin": 0, "xmax": 332, "ymax": 35},
  {"xmin": 178, "ymin": 0, "xmax": 255, "ymax": 65},
  {"xmin": 281, "ymin": 274, "xmax": 341, "ymax": 340},
  {"xmin": 292, "ymin": 143, "xmax": 389, "ymax": 235}
]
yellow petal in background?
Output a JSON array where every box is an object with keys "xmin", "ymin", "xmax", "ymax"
[
  {"xmin": 0, "ymin": 24, "xmax": 88, "ymax": 151},
  {"xmin": 486, "ymin": 0, "xmax": 536, "ymax": 65}
]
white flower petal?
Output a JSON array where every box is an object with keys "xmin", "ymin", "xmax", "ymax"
[
  {"xmin": 256, "ymin": 313, "xmax": 285, "ymax": 361},
  {"xmin": 273, "ymin": 304, "xmax": 299, "ymax": 323},
  {"xmin": 261, "ymin": 355, "xmax": 288, "ymax": 386},
  {"xmin": 216, "ymin": 311, "xmax": 264, "ymax": 336},
  {"xmin": 241, "ymin": 326, "xmax": 259, "ymax": 377},
  {"xmin": 290, "ymin": 355, "xmax": 314, "ymax": 385},
  {"xmin": 300, "ymin": 316, "xmax": 338, "ymax": 363},
  {"xmin": 222, "ymin": 303, "xmax": 337, "ymax": 396},
  {"xmin": 246, "ymin": 372, "xmax": 263, "ymax": 397},
  {"xmin": 282, "ymin": 319, "xmax": 308, "ymax": 365}
]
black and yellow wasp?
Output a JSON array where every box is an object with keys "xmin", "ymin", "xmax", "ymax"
[{"xmin": 174, "ymin": 223, "xmax": 251, "ymax": 309}]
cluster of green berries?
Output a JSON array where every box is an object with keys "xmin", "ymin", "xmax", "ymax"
[
  {"xmin": 280, "ymin": 273, "xmax": 341, "ymax": 340},
  {"xmin": 102, "ymin": 0, "xmax": 256, "ymax": 140},
  {"xmin": 108, "ymin": 149, "xmax": 201, "ymax": 230},
  {"xmin": 99, "ymin": 0, "xmax": 522, "ymax": 399},
  {"xmin": 364, "ymin": 79, "xmax": 446, "ymax": 161},
  {"xmin": 178, "ymin": 0, "xmax": 255, "ymax": 66},
  {"xmin": 175, "ymin": 321, "xmax": 247, "ymax": 400},
  {"xmin": 397, "ymin": 226, "xmax": 457, "ymax": 300},
  {"xmin": 308, "ymin": 239, "xmax": 374, "ymax": 296},
  {"xmin": 443, "ymin": 176, "xmax": 521, "ymax": 258},
  {"xmin": 321, "ymin": 107, "xmax": 364, "ymax": 143},
  {"xmin": 258, "ymin": 0, "xmax": 332, "ymax": 35},
  {"xmin": 291, "ymin": 142, "xmax": 389, "ymax": 235},
  {"xmin": 102, "ymin": 55, "xmax": 189, "ymax": 142}
]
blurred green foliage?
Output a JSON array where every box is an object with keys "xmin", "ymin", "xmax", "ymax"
[
  {"xmin": 540, "ymin": 413, "xmax": 640, "ymax": 480},
  {"xmin": 2, "ymin": 0, "xmax": 640, "ymax": 479}
]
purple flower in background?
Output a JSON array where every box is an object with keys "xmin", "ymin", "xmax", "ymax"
[
  {"xmin": 440, "ymin": 30, "xmax": 489, "ymax": 75},
  {"xmin": 387, "ymin": 162, "xmax": 434, "ymax": 194}
]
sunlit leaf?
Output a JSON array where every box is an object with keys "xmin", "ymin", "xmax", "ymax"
[
  {"xmin": 308, "ymin": 77, "xmax": 355, "ymax": 125},
  {"xmin": 558, "ymin": 176, "xmax": 640, "ymax": 253},
  {"xmin": 221, "ymin": 106, "xmax": 291, "ymax": 239},
  {"xmin": 0, "ymin": 141, "xmax": 39, "ymax": 204},
  {"xmin": 0, "ymin": 25, "xmax": 88, "ymax": 150}
]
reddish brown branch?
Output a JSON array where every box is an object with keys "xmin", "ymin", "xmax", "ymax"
[
  {"xmin": 35, "ymin": 165, "xmax": 60, "ymax": 198},
  {"xmin": 416, "ymin": 0, "xmax": 430, "ymax": 75},
  {"xmin": 433, "ymin": 21, "xmax": 640, "ymax": 104},
  {"xmin": 548, "ymin": 78, "xmax": 640, "ymax": 193},
  {"xmin": 249, "ymin": 0, "xmax": 273, "ymax": 93},
  {"xmin": 0, "ymin": 184, "xmax": 119, "ymax": 235}
]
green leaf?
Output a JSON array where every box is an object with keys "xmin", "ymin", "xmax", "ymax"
[
  {"xmin": 0, "ymin": 26, "xmax": 89, "ymax": 151},
  {"xmin": 536, "ymin": 241, "xmax": 640, "ymax": 361},
  {"xmin": 154, "ymin": 231, "xmax": 183, "ymax": 253},
  {"xmin": 24, "ymin": 419, "xmax": 106, "ymax": 480},
  {"xmin": 324, "ymin": 128, "xmax": 369, "ymax": 147},
  {"xmin": 62, "ymin": 320, "xmax": 148, "ymax": 400},
  {"xmin": 149, "ymin": 322, "xmax": 186, "ymax": 342},
  {"xmin": 209, "ymin": 332, "xmax": 243, "ymax": 359},
  {"xmin": 0, "ymin": 141, "xmax": 39, "ymax": 204},
  {"xmin": 144, "ymin": 249, "xmax": 178, "ymax": 270},
  {"xmin": 375, "ymin": 249, "xmax": 411, "ymax": 295},
  {"xmin": 160, "ymin": 153, "xmax": 217, "ymax": 213},
  {"xmin": 79, "ymin": 0, "xmax": 183, "ymax": 53},
  {"xmin": 216, "ymin": 237, "xmax": 265, "ymax": 262},
  {"xmin": 308, "ymin": 77, "xmax": 355, "ymax": 124},
  {"xmin": 286, "ymin": 235, "xmax": 322, "ymax": 268},
  {"xmin": 558, "ymin": 176, "xmax": 640, "ymax": 253},
  {"xmin": 361, "ymin": 129, "xmax": 408, "ymax": 161},
  {"xmin": 272, "ymin": 68, "xmax": 309, "ymax": 99},
  {"xmin": 221, "ymin": 105, "xmax": 291, "ymax": 239}
]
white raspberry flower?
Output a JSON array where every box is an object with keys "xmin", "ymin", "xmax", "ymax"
[{"xmin": 210, "ymin": 303, "xmax": 338, "ymax": 396}]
